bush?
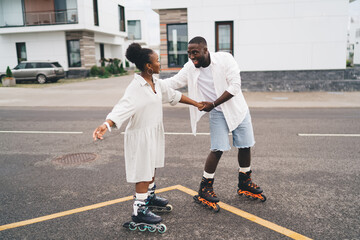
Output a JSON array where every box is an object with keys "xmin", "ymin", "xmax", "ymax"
[
  {"xmin": 346, "ymin": 59, "xmax": 353, "ymax": 68},
  {"xmin": 6, "ymin": 66, "xmax": 12, "ymax": 77},
  {"xmin": 98, "ymin": 67, "xmax": 110, "ymax": 78},
  {"xmin": 90, "ymin": 65, "xmax": 100, "ymax": 76},
  {"xmin": 125, "ymin": 60, "xmax": 129, "ymax": 68},
  {"xmin": 119, "ymin": 63, "xmax": 126, "ymax": 74}
]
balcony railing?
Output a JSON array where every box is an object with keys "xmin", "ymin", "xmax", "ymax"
[
  {"xmin": 25, "ymin": 9, "xmax": 78, "ymax": 26},
  {"xmin": 0, "ymin": 9, "xmax": 78, "ymax": 28}
]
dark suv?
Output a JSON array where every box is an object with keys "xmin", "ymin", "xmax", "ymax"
[{"xmin": 1, "ymin": 61, "xmax": 65, "ymax": 84}]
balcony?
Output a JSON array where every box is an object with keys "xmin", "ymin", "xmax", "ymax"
[
  {"xmin": 0, "ymin": 9, "xmax": 78, "ymax": 28},
  {"xmin": 25, "ymin": 9, "xmax": 78, "ymax": 26}
]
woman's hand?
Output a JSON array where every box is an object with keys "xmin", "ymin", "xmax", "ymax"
[
  {"xmin": 199, "ymin": 101, "xmax": 215, "ymax": 112},
  {"xmin": 92, "ymin": 124, "xmax": 107, "ymax": 141},
  {"xmin": 197, "ymin": 102, "xmax": 206, "ymax": 111}
]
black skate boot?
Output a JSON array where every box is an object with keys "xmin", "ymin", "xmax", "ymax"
[
  {"xmin": 193, "ymin": 177, "xmax": 220, "ymax": 212},
  {"xmin": 237, "ymin": 171, "xmax": 266, "ymax": 202},
  {"xmin": 123, "ymin": 200, "xmax": 167, "ymax": 233},
  {"xmin": 147, "ymin": 185, "xmax": 173, "ymax": 213}
]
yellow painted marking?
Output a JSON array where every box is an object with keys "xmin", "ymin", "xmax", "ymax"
[
  {"xmin": 0, "ymin": 195, "xmax": 133, "ymax": 231},
  {"xmin": 0, "ymin": 185, "xmax": 312, "ymax": 240}
]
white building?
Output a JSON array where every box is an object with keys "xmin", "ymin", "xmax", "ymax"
[
  {"xmin": 348, "ymin": 0, "xmax": 360, "ymax": 66},
  {"xmin": 0, "ymin": 0, "xmax": 128, "ymax": 76},
  {"xmin": 151, "ymin": 0, "xmax": 348, "ymax": 73}
]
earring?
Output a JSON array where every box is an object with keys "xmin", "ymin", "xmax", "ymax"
[{"xmin": 147, "ymin": 68, "xmax": 154, "ymax": 75}]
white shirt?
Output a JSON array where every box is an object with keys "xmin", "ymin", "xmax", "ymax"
[
  {"xmin": 198, "ymin": 65, "xmax": 222, "ymax": 112},
  {"xmin": 165, "ymin": 52, "xmax": 248, "ymax": 135},
  {"xmin": 106, "ymin": 74, "xmax": 182, "ymax": 183}
]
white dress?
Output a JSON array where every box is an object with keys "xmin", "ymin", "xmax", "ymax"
[{"xmin": 106, "ymin": 74, "xmax": 182, "ymax": 183}]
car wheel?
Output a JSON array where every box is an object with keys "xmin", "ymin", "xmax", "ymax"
[{"xmin": 37, "ymin": 74, "xmax": 46, "ymax": 84}]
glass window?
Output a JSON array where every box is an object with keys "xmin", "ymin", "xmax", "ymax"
[
  {"xmin": 67, "ymin": 40, "xmax": 81, "ymax": 67},
  {"xmin": 128, "ymin": 20, "xmax": 141, "ymax": 40},
  {"xmin": 167, "ymin": 24, "xmax": 188, "ymax": 68},
  {"xmin": 93, "ymin": 0, "xmax": 99, "ymax": 26},
  {"xmin": 16, "ymin": 42, "xmax": 27, "ymax": 64},
  {"xmin": 51, "ymin": 62, "xmax": 62, "ymax": 67},
  {"xmin": 0, "ymin": 0, "xmax": 24, "ymax": 27},
  {"xmin": 119, "ymin": 5, "xmax": 125, "ymax": 32},
  {"xmin": 25, "ymin": 63, "xmax": 36, "ymax": 69},
  {"xmin": 215, "ymin": 21, "xmax": 233, "ymax": 55},
  {"xmin": 15, "ymin": 63, "xmax": 26, "ymax": 69},
  {"xmin": 36, "ymin": 62, "xmax": 53, "ymax": 68}
]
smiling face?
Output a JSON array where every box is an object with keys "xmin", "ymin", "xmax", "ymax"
[
  {"xmin": 187, "ymin": 43, "xmax": 209, "ymax": 68},
  {"xmin": 147, "ymin": 52, "xmax": 161, "ymax": 74}
]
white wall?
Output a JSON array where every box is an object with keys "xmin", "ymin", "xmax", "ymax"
[
  {"xmin": 152, "ymin": 0, "xmax": 348, "ymax": 71},
  {"xmin": 0, "ymin": 32, "xmax": 68, "ymax": 72}
]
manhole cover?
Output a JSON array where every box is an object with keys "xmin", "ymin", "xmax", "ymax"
[{"xmin": 53, "ymin": 153, "xmax": 98, "ymax": 165}]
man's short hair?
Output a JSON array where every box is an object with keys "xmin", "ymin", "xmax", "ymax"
[{"xmin": 189, "ymin": 36, "xmax": 207, "ymax": 46}]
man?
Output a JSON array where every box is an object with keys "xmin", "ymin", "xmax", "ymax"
[{"xmin": 165, "ymin": 36, "xmax": 264, "ymax": 208}]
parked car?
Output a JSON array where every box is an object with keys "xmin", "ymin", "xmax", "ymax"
[{"xmin": 0, "ymin": 61, "xmax": 65, "ymax": 84}]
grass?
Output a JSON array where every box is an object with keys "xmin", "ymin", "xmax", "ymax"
[{"xmin": 0, "ymin": 73, "xmax": 129, "ymax": 88}]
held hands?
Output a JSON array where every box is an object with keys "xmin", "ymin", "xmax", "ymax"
[
  {"xmin": 92, "ymin": 124, "xmax": 107, "ymax": 141},
  {"xmin": 199, "ymin": 101, "xmax": 215, "ymax": 112}
]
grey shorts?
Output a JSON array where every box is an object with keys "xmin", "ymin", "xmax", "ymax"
[{"xmin": 209, "ymin": 109, "xmax": 255, "ymax": 151}]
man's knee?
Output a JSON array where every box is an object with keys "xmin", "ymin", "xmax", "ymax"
[{"xmin": 211, "ymin": 150, "xmax": 223, "ymax": 159}]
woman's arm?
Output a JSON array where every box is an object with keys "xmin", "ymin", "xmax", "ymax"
[{"xmin": 180, "ymin": 94, "xmax": 204, "ymax": 110}]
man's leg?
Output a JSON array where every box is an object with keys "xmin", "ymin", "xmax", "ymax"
[
  {"xmin": 237, "ymin": 147, "xmax": 263, "ymax": 194},
  {"xmin": 232, "ymin": 110, "xmax": 263, "ymax": 195}
]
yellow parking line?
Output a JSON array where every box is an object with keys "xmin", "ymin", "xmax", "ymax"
[
  {"xmin": 0, "ymin": 195, "xmax": 133, "ymax": 231},
  {"xmin": 175, "ymin": 185, "xmax": 312, "ymax": 240},
  {"xmin": 0, "ymin": 185, "xmax": 312, "ymax": 240}
]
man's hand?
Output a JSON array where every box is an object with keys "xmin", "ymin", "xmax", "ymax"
[
  {"xmin": 199, "ymin": 101, "xmax": 215, "ymax": 112},
  {"xmin": 92, "ymin": 124, "xmax": 107, "ymax": 141}
]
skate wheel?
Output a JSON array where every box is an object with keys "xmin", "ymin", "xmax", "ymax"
[
  {"xmin": 158, "ymin": 223, "xmax": 167, "ymax": 233},
  {"xmin": 260, "ymin": 195, "xmax": 267, "ymax": 202},
  {"xmin": 138, "ymin": 224, "xmax": 147, "ymax": 232},
  {"xmin": 129, "ymin": 222, "xmax": 137, "ymax": 231},
  {"xmin": 148, "ymin": 225, "xmax": 156, "ymax": 232},
  {"xmin": 213, "ymin": 205, "xmax": 220, "ymax": 212},
  {"xmin": 166, "ymin": 204, "xmax": 173, "ymax": 211}
]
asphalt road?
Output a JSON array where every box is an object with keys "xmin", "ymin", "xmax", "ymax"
[{"xmin": 0, "ymin": 107, "xmax": 359, "ymax": 240}]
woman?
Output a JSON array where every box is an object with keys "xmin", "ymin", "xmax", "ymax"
[{"xmin": 93, "ymin": 43, "xmax": 203, "ymax": 231}]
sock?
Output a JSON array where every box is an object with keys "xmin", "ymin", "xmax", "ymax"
[
  {"xmin": 148, "ymin": 182, "xmax": 155, "ymax": 196},
  {"xmin": 133, "ymin": 192, "xmax": 148, "ymax": 216},
  {"xmin": 239, "ymin": 167, "xmax": 251, "ymax": 173},
  {"xmin": 203, "ymin": 171, "xmax": 215, "ymax": 179}
]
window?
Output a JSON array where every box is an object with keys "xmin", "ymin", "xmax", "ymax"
[
  {"xmin": 100, "ymin": 43, "xmax": 104, "ymax": 59},
  {"xmin": 215, "ymin": 21, "xmax": 233, "ymax": 54},
  {"xmin": 67, "ymin": 40, "xmax": 81, "ymax": 67},
  {"xmin": 167, "ymin": 24, "xmax": 188, "ymax": 67},
  {"xmin": 36, "ymin": 62, "xmax": 53, "ymax": 68},
  {"xmin": 93, "ymin": 0, "xmax": 99, "ymax": 26},
  {"xmin": 0, "ymin": 0, "xmax": 24, "ymax": 27},
  {"xmin": 119, "ymin": 5, "xmax": 125, "ymax": 32},
  {"xmin": 16, "ymin": 42, "xmax": 27, "ymax": 64},
  {"xmin": 14, "ymin": 63, "xmax": 26, "ymax": 69},
  {"xmin": 128, "ymin": 20, "xmax": 141, "ymax": 40},
  {"xmin": 25, "ymin": 62, "xmax": 36, "ymax": 68}
]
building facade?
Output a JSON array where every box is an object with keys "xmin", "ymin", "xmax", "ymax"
[
  {"xmin": 0, "ymin": 0, "xmax": 128, "ymax": 77},
  {"xmin": 151, "ymin": 0, "xmax": 359, "ymax": 91}
]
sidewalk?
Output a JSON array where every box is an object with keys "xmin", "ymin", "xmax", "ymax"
[{"xmin": 0, "ymin": 75, "xmax": 360, "ymax": 108}]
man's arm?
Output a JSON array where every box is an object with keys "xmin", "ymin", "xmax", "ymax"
[{"xmin": 201, "ymin": 91, "xmax": 234, "ymax": 112}]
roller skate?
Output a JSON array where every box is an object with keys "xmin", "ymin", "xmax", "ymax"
[
  {"xmin": 193, "ymin": 177, "xmax": 220, "ymax": 212},
  {"xmin": 123, "ymin": 201, "xmax": 167, "ymax": 233},
  {"xmin": 147, "ymin": 184, "xmax": 173, "ymax": 213},
  {"xmin": 237, "ymin": 170, "xmax": 266, "ymax": 202}
]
